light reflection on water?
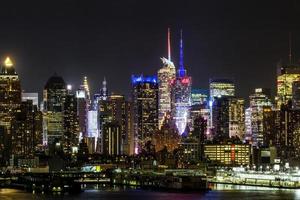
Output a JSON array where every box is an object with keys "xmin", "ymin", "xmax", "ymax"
[{"xmin": 0, "ymin": 185, "xmax": 298, "ymax": 200}]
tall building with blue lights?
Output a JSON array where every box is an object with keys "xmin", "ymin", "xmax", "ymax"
[
  {"xmin": 171, "ymin": 31, "xmax": 192, "ymax": 135},
  {"xmin": 131, "ymin": 75, "xmax": 158, "ymax": 154}
]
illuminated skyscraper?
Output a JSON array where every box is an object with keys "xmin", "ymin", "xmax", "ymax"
[
  {"xmin": 248, "ymin": 88, "xmax": 273, "ymax": 147},
  {"xmin": 292, "ymin": 81, "xmax": 300, "ymax": 109},
  {"xmin": 209, "ymin": 78, "xmax": 235, "ymax": 99},
  {"xmin": 11, "ymin": 100, "xmax": 40, "ymax": 161},
  {"xmin": 102, "ymin": 121, "xmax": 121, "ymax": 155},
  {"xmin": 83, "ymin": 76, "xmax": 91, "ymax": 102},
  {"xmin": 190, "ymin": 89, "xmax": 210, "ymax": 136},
  {"xmin": 171, "ymin": 31, "xmax": 192, "ymax": 135},
  {"xmin": 0, "ymin": 57, "xmax": 21, "ymax": 126},
  {"xmin": 191, "ymin": 89, "xmax": 209, "ymax": 106},
  {"xmin": 228, "ymin": 98, "xmax": 245, "ymax": 139},
  {"xmin": 131, "ymin": 75, "xmax": 158, "ymax": 153},
  {"xmin": 98, "ymin": 94, "xmax": 133, "ymax": 154},
  {"xmin": 209, "ymin": 78, "xmax": 235, "ymax": 134},
  {"xmin": 158, "ymin": 28, "xmax": 176, "ymax": 129},
  {"xmin": 212, "ymin": 96, "xmax": 245, "ymax": 140},
  {"xmin": 276, "ymin": 64, "xmax": 300, "ymax": 109},
  {"xmin": 76, "ymin": 77, "xmax": 90, "ymax": 138},
  {"xmin": 158, "ymin": 58, "xmax": 176, "ymax": 129},
  {"xmin": 22, "ymin": 93, "xmax": 39, "ymax": 107},
  {"xmin": 86, "ymin": 110, "xmax": 98, "ymax": 153},
  {"xmin": 0, "ymin": 57, "xmax": 21, "ymax": 163},
  {"xmin": 171, "ymin": 75, "xmax": 192, "ymax": 135},
  {"xmin": 63, "ymin": 88, "xmax": 80, "ymax": 155},
  {"xmin": 43, "ymin": 74, "xmax": 66, "ymax": 150}
]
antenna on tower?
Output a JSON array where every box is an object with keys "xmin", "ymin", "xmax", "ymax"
[
  {"xmin": 179, "ymin": 29, "xmax": 184, "ymax": 70},
  {"xmin": 178, "ymin": 29, "xmax": 186, "ymax": 77},
  {"xmin": 289, "ymin": 32, "xmax": 292, "ymax": 64},
  {"xmin": 168, "ymin": 27, "xmax": 171, "ymax": 61}
]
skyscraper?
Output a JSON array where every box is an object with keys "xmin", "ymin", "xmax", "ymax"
[
  {"xmin": 191, "ymin": 89, "xmax": 209, "ymax": 106},
  {"xmin": 63, "ymin": 88, "xmax": 80, "ymax": 155},
  {"xmin": 292, "ymin": 81, "xmax": 300, "ymax": 109},
  {"xmin": 11, "ymin": 100, "xmax": 39, "ymax": 161},
  {"xmin": 158, "ymin": 28, "xmax": 176, "ymax": 129},
  {"xmin": 171, "ymin": 75, "xmax": 192, "ymax": 135},
  {"xmin": 98, "ymin": 94, "xmax": 133, "ymax": 154},
  {"xmin": 276, "ymin": 64, "xmax": 300, "ymax": 109},
  {"xmin": 228, "ymin": 98, "xmax": 245, "ymax": 139},
  {"xmin": 0, "ymin": 57, "xmax": 21, "ymax": 164},
  {"xmin": 22, "ymin": 93, "xmax": 39, "ymax": 107},
  {"xmin": 212, "ymin": 96, "xmax": 244, "ymax": 141},
  {"xmin": 209, "ymin": 78, "xmax": 235, "ymax": 99},
  {"xmin": 102, "ymin": 121, "xmax": 121, "ymax": 156},
  {"xmin": 171, "ymin": 31, "xmax": 192, "ymax": 135},
  {"xmin": 76, "ymin": 78, "xmax": 90, "ymax": 138},
  {"xmin": 43, "ymin": 74, "xmax": 66, "ymax": 149},
  {"xmin": 132, "ymin": 75, "xmax": 158, "ymax": 154},
  {"xmin": 0, "ymin": 57, "xmax": 21, "ymax": 127},
  {"xmin": 248, "ymin": 88, "xmax": 273, "ymax": 147}
]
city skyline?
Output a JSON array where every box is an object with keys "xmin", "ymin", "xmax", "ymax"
[{"xmin": 0, "ymin": 0, "xmax": 299, "ymax": 100}]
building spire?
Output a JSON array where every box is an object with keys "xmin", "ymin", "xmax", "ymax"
[
  {"xmin": 179, "ymin": 29, "xmax": 184, "ymax": 70},
  {"xmin": 178, "ymin": 29, "xmax": 186, "ymax": 77},
  {"xmin": 168, "ymin": 27, "xmax": 171, "ymax": 61},
  {"xmin": 4, "ymin": 57, "xmax": 13, "ymax": 67},
  {"xmin": 83, "ymin": 76, "xmax": 90, "ymax": 100},
  {"xmin": 101, "ymin": 77, "xmax": 108, "ymax": 100},
  {"xmin": 289, "ymin": 32, "xmax": 292, "ymax": 64}
]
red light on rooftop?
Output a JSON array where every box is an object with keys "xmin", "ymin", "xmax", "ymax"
[{"xmin": 181, "ymin": 78, "xmax": 190, "ymax": 84}]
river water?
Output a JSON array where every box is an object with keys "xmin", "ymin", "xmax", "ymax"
[{"xmin": 0, "ymin": 184, "xmax": 299, "ymax": 200}]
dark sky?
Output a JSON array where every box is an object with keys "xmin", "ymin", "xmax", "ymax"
[{"xmin": 0, "ymin": 0, "xmax": 299, "ymax": 100}]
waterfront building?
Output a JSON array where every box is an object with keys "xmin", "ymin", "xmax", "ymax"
[
  {"xmin": 131, "ymin": 75, "xmax": 158, "ymax": 154},
  {"xmin": 203, "ymin": 143, "xmax": 251, "ymax": 166}
]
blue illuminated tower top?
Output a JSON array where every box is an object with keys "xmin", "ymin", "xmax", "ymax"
[
  {"xmin": 178, "ymin": 29, "xmax": 186, "ymax": 77},
  {"xmin": 131, "ymin": 75, "xmax": 157, "ymax": 85}
]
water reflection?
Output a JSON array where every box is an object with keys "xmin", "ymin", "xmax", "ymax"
[{"xmin": 0, "ymin": 185, "xmax": 298, "ymax": 200}]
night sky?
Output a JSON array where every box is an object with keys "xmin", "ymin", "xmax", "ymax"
[{"xmin": 0, "ymin": 0, "xmax": 299, "ymax": 101}]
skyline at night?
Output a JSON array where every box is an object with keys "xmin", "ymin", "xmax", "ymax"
[
  {"xmin": 0, "ymin": 0, "xmax": 299, "ymax": 100},
  {"xmin": 3, "ymin": 1, "xmax": 300, "ymax": 199}
]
